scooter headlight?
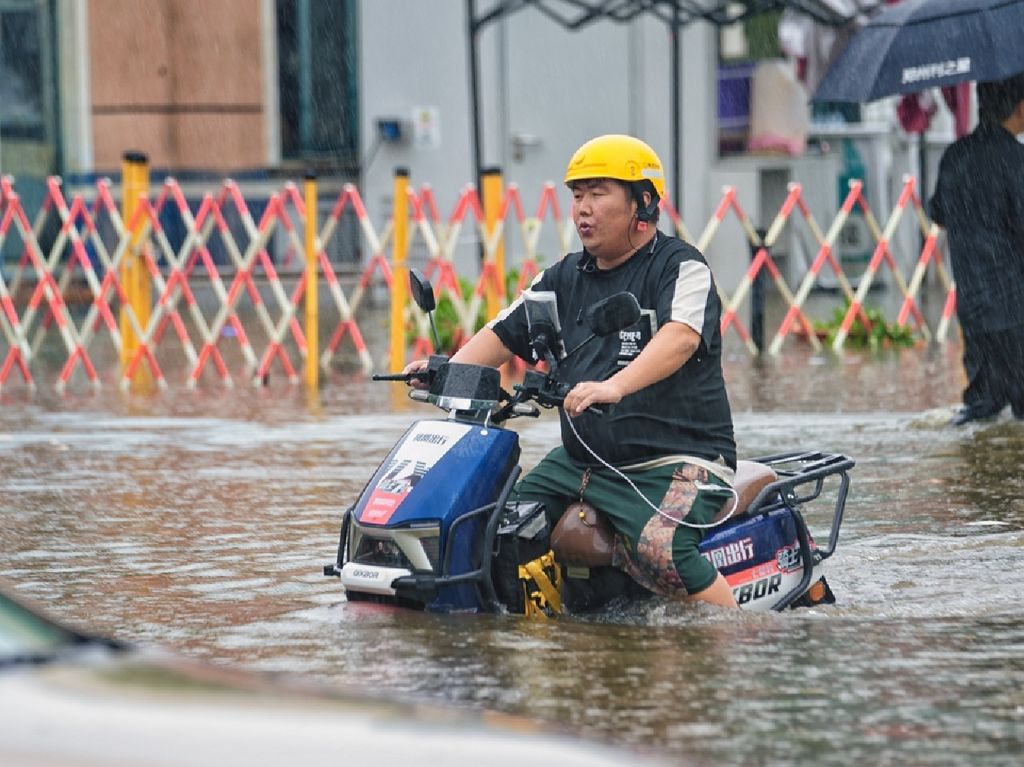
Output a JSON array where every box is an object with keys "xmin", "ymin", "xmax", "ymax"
[
  {"xmin": 348, "ymin": 521, "xmax": 441, "ymax": 572},
  {"xmin": 353, "ymin": 537, "xmax": 410, "ymax": 568}
]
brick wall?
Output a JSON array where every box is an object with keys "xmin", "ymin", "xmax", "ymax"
[{"xmin": 89, "ymin": 0, "xmax": 266, "ymax": 173}]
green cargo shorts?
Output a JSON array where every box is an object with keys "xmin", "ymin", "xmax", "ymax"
[{"xmin": 513, "ymin": 446, "xmax": 729, "ymax": 597}]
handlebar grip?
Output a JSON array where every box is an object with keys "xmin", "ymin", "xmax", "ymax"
[
  {"xmin": 512, "ymin": 403, "xmax": 541, "ymax": 417},
  {"xmin": 372, "ymin": 373, "xmax": 413, "ymax": 382}
]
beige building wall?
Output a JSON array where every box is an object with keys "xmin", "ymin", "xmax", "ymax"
[{"xmin": 89, "ymin": 0, "xmax": 267, "ymax": 173}]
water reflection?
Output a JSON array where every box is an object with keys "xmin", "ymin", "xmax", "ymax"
[{"xmin": 1, "ymin": 342, "xmax": 1023, "ymax": 764}]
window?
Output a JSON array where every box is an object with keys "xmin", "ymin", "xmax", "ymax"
[
  {"xmin": 717, "ymin": 10, "xmax": 862, "ymax": 157},
  {"xmin": 0, "ymin": 0, "xmax": 51, "ymax": 141},
  {"xmin": 717, "ymin": 11, "xmax": 787, "ymax": 157},
  {"xmin": 276, "ymin": 0, "xmax": 358, "ymax": 167}
]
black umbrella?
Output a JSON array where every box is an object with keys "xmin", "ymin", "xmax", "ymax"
[{"xmin": 814, "ymin": 0, "xmax": 1024, "ymax": 103}]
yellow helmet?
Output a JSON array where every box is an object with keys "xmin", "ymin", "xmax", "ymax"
[{"xmin": 563, "ymin": 134, "xmax": 666, "ymax": 200}]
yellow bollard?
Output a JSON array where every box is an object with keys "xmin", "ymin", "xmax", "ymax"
[
  {"xmin": 119, "ymin": 151, "xmax": 152, "ymax": 388},
  {"xmin": 482, "ymin": 167, "xmax": 505, "ymax": 320},
  {"xmin": 304, "ymin": 171, "xmax": 319, "ymax": 392},
  {"xmin": 389, "ymin": 168, "xmax": 409, "ymax": 372}
]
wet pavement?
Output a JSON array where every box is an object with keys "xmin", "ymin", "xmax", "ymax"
[{"xmin": 1, "ymin": 334, "xmax": 1023, "ymax": 765}]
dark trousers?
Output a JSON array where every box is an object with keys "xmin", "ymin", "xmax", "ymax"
[
  {"xmin": 514, "ymin": 446, "xmax": 724, "ymax": 596},
  {"xmin": 961, "ymin": 323, "xmax": 1024, "ymax": 418}
]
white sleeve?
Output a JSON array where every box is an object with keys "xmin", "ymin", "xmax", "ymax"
[{"xmin": 670, "ymin": 260, "xmax": 713, "ymax": 335}]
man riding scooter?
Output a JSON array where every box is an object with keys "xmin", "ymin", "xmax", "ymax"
[{"xmin": 406, "ymin": 134, "xmax": 738, "ymax": 609}]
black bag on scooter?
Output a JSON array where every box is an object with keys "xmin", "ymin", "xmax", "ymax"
[{"xmin": 491, "ymin": 502, "xmax": 561, "ymax": 615}]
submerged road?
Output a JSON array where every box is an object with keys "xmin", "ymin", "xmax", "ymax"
[{"xmin": 1, "ymin": 341, "xmax": 1022, "ymax": 765}]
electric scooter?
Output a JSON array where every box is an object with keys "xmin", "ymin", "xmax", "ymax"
[{"xmin": 324, "ymin": 270, "xmax": 854, "ymax": 614}]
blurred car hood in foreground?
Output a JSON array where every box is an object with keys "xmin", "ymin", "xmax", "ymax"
[{"xmin": 0, "ymin": 583, "xmax": 667, "ymax": 767}]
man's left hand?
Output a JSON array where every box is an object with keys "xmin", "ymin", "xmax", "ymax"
[{"xmin": 563, "ymin": 380, "xmax": 624, "ymax": 417}]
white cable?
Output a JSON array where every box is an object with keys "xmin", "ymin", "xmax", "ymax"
[{"xmin": 565, "ymin": 413, "xmax": 740, "ymax": 529}]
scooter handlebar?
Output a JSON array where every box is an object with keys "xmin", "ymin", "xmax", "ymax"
[
  {"xmin": 514, "ymin": 374, "xmax": 604, "ymax": 416},
  {"xmin": 372, "ymin": 354, "xmax": 446, "ymax": 385},
  {"xmin": 551, "ymin": 382, "xmax": 603, "ymax": 415}
]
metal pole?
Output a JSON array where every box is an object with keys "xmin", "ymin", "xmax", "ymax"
[
  {"xmin": 750, "ymin": 228, "xmax": 767, "ymax": 353},
  {"xmin": 919, "ymin": 137, "xmax": 928, "ymax": 208},
  {"xmin": 466, "ymin": 0, "xmax": 482, "ymax": 191},
  {"xmin": 670, "ymin": 8, "xmax": 682, "ymax": 214},
  {"xmin": 120, "ymin": 150, "xmax": 150, "ymax": 385},
  {"xmin": 389, "ymin": 168, "xmax": 410, "ymax": 372},
  {"xmin": 917, "ymin": 135, "xmax": 928, "ymax": 255},
  {"xmin": 297, "ymin": 0, "xmax": 313, "ymax": 151},
  {"xmin": 304, "ymin": 170, "xmax": 318, "ymax": 392},
  {"xmin": 482, "ymin": 166, "xmax": 505, "ymax": 319},
  {"xmin": 120, "ymin": 154, "xmax": 138, "ymax": 370}
]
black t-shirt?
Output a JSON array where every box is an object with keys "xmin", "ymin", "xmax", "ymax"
[
  {"xmin": 930, "ymin": 121, "xmax": 1024, "ymax": 332},
  {"xmin": 489, "ymin": 233, "xmax": 736, "ymax": 469}
]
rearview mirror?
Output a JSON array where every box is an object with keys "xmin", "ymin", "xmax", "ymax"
[
  {"xmin": 559, "ymin": 291, "xmax": 642, "ymax": 363},
  {"xmin": 409, "ymin": 269, "xmax": 436, "ymax": 313},
  {"xmin": 409, "ymin": 268, "xmax": 442, "ymax": 350},
  {"xmin": 523, "ymin": 290, "xmax": 565, "ymax": 362},
  {"xmin": 586, "ymin": 292, "xmax": 641, "ymax": 336}
]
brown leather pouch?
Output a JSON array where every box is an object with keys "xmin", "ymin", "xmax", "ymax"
[{"xmin": 550, "ymin": 501, "xmax": 615, "ymax": 567}]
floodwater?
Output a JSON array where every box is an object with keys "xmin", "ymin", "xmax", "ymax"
[{"xmin": 2, "ymin": 337, "xmax": 1023, "ymax": 766}]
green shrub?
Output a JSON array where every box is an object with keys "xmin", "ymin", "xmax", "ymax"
[{"xmin": 814, "ymin": 301, "xmax": 915, "ymax": 350}]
